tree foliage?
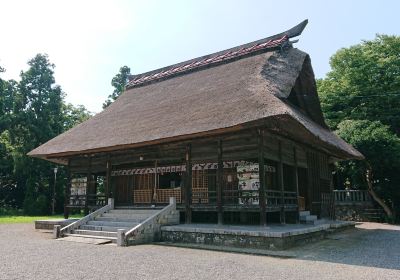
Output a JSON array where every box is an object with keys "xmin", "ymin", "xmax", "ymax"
[
  {"xmin": 0, "ymin": 55, "xmax": 92, "ymax": 214},
  {"xmin": 318, "ymin": 35, "xmax": 400, "ymax": 220},
  {"xmin": 318, "ymin": 35, "xmax": 400, "ymax": 134},
  {"xmin": 336, "ymin": 120, "xmax": 400, "ymax": 211},
  {"xmin": 102, "ymin": 66, "xmax": 131, "ymax": 108}
]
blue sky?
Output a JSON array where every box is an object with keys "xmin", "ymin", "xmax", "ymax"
[{"xmin": 0, "ymin": 0, "xmax": 399, "ymax": 112}]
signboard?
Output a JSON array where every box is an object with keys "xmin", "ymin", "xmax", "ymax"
[
  {"xmin": 71, "ymin": 177, "xmax": 87, "ymax": 195},
  {"xmin": 237, "ymin": 164, "xmax": 259, "ymax": 205}
]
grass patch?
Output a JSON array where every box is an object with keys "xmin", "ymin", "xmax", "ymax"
[{"xmin": 0, "ymin": 214, "xmax": 83, "ymax": 224}]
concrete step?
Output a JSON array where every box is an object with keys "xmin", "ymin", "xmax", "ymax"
[
  {"xmin": 313, "ymin": 219, "xmax": 329, "ymax": 225},
  {"xmin": 109, "ymin": 209, "xmax": 159, "ymax": 215},
  {"xmin": 101, "ymin": 213, "xmax": 153, "ymax": 220},
  {"xmin": 363, "ymin": 208, "xmax": 384, "ymax": 211},
  {"xmin": 58, "ymin": 236, "xmax": 113, "ymax": 245},
  {"xmin": 64, "ymin": 233, "xmax": 117, "ymax": 242},
  {"xmin": 364, "ymin": 215, "xmax": 383, "ymax": 220},
  {"xmin": 87, "ymin": 220, "xmax": 137, "ymax": 228},
  {"xmin": 79, "ymin": 224, "xmax": 131, "ymax": 232},
  {"xmin": 300, "ymin": 215, "xmax": 317, "ymax": 223},
  {"xmin": 299, "ymin": 211, "xmax": 310, "ymax": 217},
  {"xmin": 72, "ymin": 229, "xmax": 118, "ymax": 238},
  {"xmin": 95, "ymin": 216, "xmax": 144, "ymax": 223},
  {"xmin": 115, "ymin": 206, "xmax": 164, "ymax": 210}
]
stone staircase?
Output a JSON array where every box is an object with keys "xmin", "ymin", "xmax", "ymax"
[
  {"xmin": 64, "ymin": 209, "xmax": 160, "ymax": 244},
  {"xmin": 299, "ymin": 210, "xmax": 318, "ymax": 225},
  {"xmin": 362, "ymin": 208, "xmax": 385, "ymax": 222}
]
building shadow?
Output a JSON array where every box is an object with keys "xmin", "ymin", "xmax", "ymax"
[{"xmin": 290, "ymin": 223, "xmax": 400, "ymax": 270}]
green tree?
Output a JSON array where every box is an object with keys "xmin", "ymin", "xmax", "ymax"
[
  {"xmin": 63, "ymin": 103, "xmax": 92, "ymax": 130},
  {"xmin": 0, "ymin": 67, "xmax": 19, "ymax": 209},
  {"xmin": 0, "ymin": 67, "xmax": 17, "ymax": 133},
  {"xmin": 336, "ymin": 120, "xmax": 400, "ymax": 220},
  {"xmin": 9, "ymin": 54, "xmax": 65, "ymax": 214},
  {"xmin": 102, "ymin": 66, "xmax": 131, "ymax": 108},
  {"xmin": 318, "ymin": 35, "xmax": 400, "ymax": 134},
  {"xmin": 318, "ymin": 35, "xmax": 400, "ymax": 221},
  {"xmin": 0, "ymin": 56, "xmax": 92, "ymax": 214}
]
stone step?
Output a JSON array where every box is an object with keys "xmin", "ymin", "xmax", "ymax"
[
  {"xmin": 101, "ymin": 213, "xmax": 153, "ymax": 219},
  {"xmin": 115, "ymin": 206, "xmax": 164, "ymax": 210},
  {"xmin": 79, "ymin": 224, "xmax": 131, "ymax": 232},
  {"xmin": 363, "ymin": 212, "xmax": 383, "ymax": 216},
  {"xmin": 109, "ymin": 209, "xmax": 159, "ymax": 214},
  {"xmin": 363, "ymin": 210, "xmax": 384, "ymax": 215},
  {"xmin": 363, "ymin": 208, "xmax": 383, "ymax": 211},
  {"xmin": 87, "ymin": 220, "xmax": 137, "ymax": 228},
  {"xmin": 299, "ymin": 211, "xmax": 310, "ymax": 217},
  {"xmin": 72, "ymin": 229, "xmax": 118, "ymax": 238},
  {"xmin": 64, "ymin": 233, "xmax": 117, "ymax": 242},
  {"xmin": 364, "ymin": 215, "xmax": 382, "ymax": 219},
  {"xmin": 300, "ymin": 215, "xmax": 317, "ymax": 222},
  {"xmin": 95, "ymin": 216, "xmax": 144, "ymax": 223},
  {"xmin": 58, "ymin": 236, "xmax": 113, "ymax": 245}
]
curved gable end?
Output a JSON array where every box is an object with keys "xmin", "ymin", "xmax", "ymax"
[{"xmin": 287, "ymin": 55, "xmax": 327, "ymax": 128}]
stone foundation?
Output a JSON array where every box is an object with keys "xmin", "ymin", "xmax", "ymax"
[
  {"xmin": 161, "ymin": 221, "xmax": 354, "ymax": 251},
  {"xmin": 334, "ymin": 204, "xmax": 383, "ymax": 222},
  {"xmin": 35, "ymin": 219, "xmax": 79, "ymax": 230}
]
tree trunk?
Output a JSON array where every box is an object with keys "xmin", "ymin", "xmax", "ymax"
[{"xmin": 365, "ymin": 164, "xmax": 394, "ymax": 222}]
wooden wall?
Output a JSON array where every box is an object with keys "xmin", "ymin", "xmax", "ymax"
[{"xmin": 65, "ymin": 127, "xmax": 333, "ymax": 218}]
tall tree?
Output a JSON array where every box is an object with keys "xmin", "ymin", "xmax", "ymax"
[
  {"xmin": 0, "ymin": 67, "xmax": 17, "ymax": 133},
  {"xmin": 63, "ymin": 103, "xmax": 92, "ymax": 130},
  {"xmin": 336, "ymin": 120, "xmax": 400, "ymax": 220},
  {"xmin": 318, "ymin": 35, "xmax": 400, "ymax": 134},
  {"xmin": 0, "ymin": 55, "xmax": 92, "ymax": 214},
  {"xmin": 103, "ymin": 66, "xmax": 131, "ymax": 108},
  {"xmin": 318, "ymin": 35, "xmax": 400, "ymax": 221},
  {"xmin": 0, "ymin": 67, "xmax": 18, "ymax": 209},
  {"xmin": 9, "ymin": 54, "xmax": 65, "ymax": 214}
]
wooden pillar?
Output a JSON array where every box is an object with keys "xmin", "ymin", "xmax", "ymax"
[
  {"xmin": 105, "ymin": 158, "xmax": 111, "ymax": 200},
  {"xmin": 278, "ymin": 141, "xmax": 285, "ymax": 224},
  {"xmin": 64, "ymin": 159, "xmax": 71, "ymax": 219},
  {"xmin": 294, "ymin": 146, "xmax": 300, "ymax": 223},
  {"xmin": 258, "ymin": 129, "xmax": 267, "ymax": 226},
  {"xmin": 184, "ymin": 144, "xmax": 192, "ymax": 223},
  {"xmin": 217, "ymin": 140, "xmax": 223, "ymax": 225},
  {"xmin": 153, "ymin": 160, "xmax": 158, "ymax": 204},
  {"xmin": 85, "ymin": 156, "xmax": 92, "ymax": 215},
  {"xmin": 93, "ymin": 174, "xmax": 98, "ymax": 195}
]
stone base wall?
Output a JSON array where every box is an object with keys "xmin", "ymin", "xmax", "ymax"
[
  {"xmin": 35, "ymin": 219, "xmax": 79, "ymax": 230},
  {"xmin": 334, "ymin": 204, "xmax": 383, "ymax": 222},
  {"xmin": 125, "ymin": 209, "xmax": 180, "ymax": 246},
  {"xmin": 161, "ymin": 229, "xmax": 328, "ymax": 250}
]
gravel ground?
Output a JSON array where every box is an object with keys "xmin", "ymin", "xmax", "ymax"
[{"xmin": 0, "ymin": 222, "xmax": 399, "ymax": 280}]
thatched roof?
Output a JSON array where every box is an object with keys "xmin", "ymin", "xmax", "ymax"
[{"xmin": 28, "ymin": 21, "xmax": 363, "ymax": 162}]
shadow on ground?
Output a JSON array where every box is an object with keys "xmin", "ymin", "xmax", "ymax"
[{"xmin": 289, "ymin": 223, "xmax": 400, "ymax": 270}]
